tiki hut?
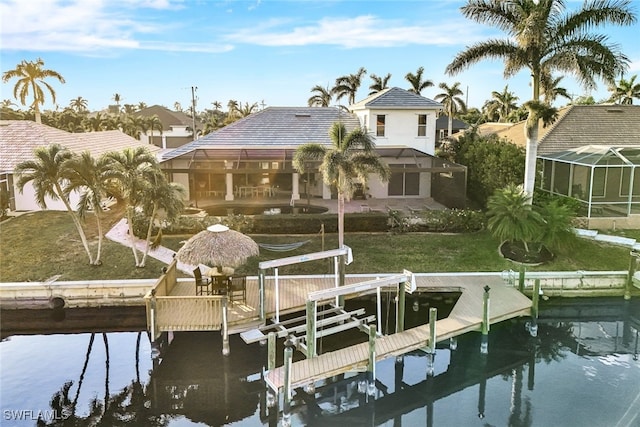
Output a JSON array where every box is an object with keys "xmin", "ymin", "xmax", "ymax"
[{"xmin": 175, "ymin": 224, "xmax": 259, "ymax": 269}]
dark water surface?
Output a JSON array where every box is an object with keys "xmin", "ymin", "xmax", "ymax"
[{"xmin": 1, "ymin": 299, "xmax": 639, "ymax": 426}]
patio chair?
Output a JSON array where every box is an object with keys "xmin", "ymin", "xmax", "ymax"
[
  {"xmin": 193, "ymin": 267, "xmax": 211, "ymax": 296},
  {"xmin": 211, "ymin": 275, "xmax": 229, "ymax": 295},
  {"xmin": 228, "ymin": 275, "xmax": 247, "ymax": 305}
]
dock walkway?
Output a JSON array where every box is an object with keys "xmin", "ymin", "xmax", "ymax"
[{"xmin": 264, "ymin": 275, "xmax": 531, "ymax": 392}]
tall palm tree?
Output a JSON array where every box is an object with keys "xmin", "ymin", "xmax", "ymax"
[
  {"xmin": 293, "ymin": 122, "xmax": 390, "ymax": 248},
  {"xmin": 369, "ymin": 73, "xmax": 392, "ymax": 95},
  {"xmin": 64, "ymin": 151, "xmax": 112, "ymax": 265},
  {"xmin": 69, "ymin": 96, "xmax": 88, "ymax": 114},
  {"xmin": 334, "ymin": 67, "xmax": 367, "ymax": 105},
  {"xmin": 112, "ymin": 93, "xmax": 122, "ymax": 109},
  {"xmin": 103, "ymin": 147, "xmax": 159, "ymax": 267},
  {"xmin": 212, "ymin": 100, "xmax": 222, "ymax": 111},
  {"xmin": 14, "ymin": 144, "xmax": 94, "ymax": 264},
  {"xmin": 145, "ymin": 115, "xmax": 163, "ymax": 145},
  {"xmin": 405, "ymin": 66, "xmax": 434, "ymax": 95},
  {"xmin": 434, "ymin": 82, "xmax": 467, "ymax": 138},
  {"xmin": 123, "ymin": 115, "xmax": 145, "ymax": 139},
  {"xmin": 136, "ymin": 101, "xmax": 147, "ymax": 111},
  {"xmin": 2, "ymin": 58, "xmax": 66, "ymax": 123},
  {"xmin": 446, "ymin": 0, "xmax": 636, "ymax": 197},
  {"xmin": 308, "ymin": 84, "xmax": 333, "ymax": 107},
  {"xmin": 84, "ymin": 112, "xmax": 110, "ymax": 132},
  {"xmin": 484, "ymin": 85, "xmax": 519, "ymax": 122},
  {"xmin": 608, "ymin": 74, "xmax": 640, "ymax": 104},
  {"xmin": 139, "ymin": 171, "xmax": 185, "ymax": 267}
]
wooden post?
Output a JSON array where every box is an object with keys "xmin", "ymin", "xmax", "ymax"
[
  {"xmin": 222, "ymin": 296, "xmax": 230, "ymax": 356},
  {"xmin": 259, "ymin": 268, "xmax": 266, "ymax": 321},
  {"xmin": 306, "ymin": 300, "xmax": 316, "ymax": 358},
  {"xmin": 625, "ymin": 250, "xmax": 638, "ymax": 300},
  {"xmin": 428, "ymin": 307, "xmax": 437, "ymax": 354},
  {"xmin": 518, "ymin": 266, "xmax": 525, "ymax": 293},
  {"xmin": 338, "ymin": 254, "xmax": 346, "ymax": 307},
  {"xmin": 481, "ymin": 285, "xmax": 490, "ymax": 354},
  {"xmin": 367, "ymin": 324, "xmax": 377, "ymax": 394},
  {"xmin": 529, "ymin": 279, "xmax": 540, "ymax": 337},
  {"xmin": 397, "ymin": 281, "xmax": 406, "ymax": 333},
  {"xmin": 267, "ymin": 332, "xmax": 276, "ymax": 371},
  {"xmin": 282, "ymin": 338, "xmax": 295, "ymax": 427},
  {"xmin": 149, "ymin": 289, "xmax": 157, "ymax": 343}
]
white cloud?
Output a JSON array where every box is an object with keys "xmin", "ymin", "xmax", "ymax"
[
  {"xmin": 0, "ymin": 0, "xmax": 225, "ymax": 53},
  {"xmin": 224, "ymin": 15, "xmax": 491, "ymax": 48}
]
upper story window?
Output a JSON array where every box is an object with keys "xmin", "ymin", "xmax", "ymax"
[
  {"xmin": 417, "ymin": 114, "xmax": 427, "ymax": 137},
  {"xmin": 376, "ymin": 115, "xmax": 386, "ymax": 137}
]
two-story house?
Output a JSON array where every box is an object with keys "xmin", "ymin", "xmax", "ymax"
[
  {"xmin": 135, "ymin": 105, "xmax": 202, "ymax": 149},
  {"xmin": 159, "ymin": 88, "xmax": 467, "ymax": 208}
]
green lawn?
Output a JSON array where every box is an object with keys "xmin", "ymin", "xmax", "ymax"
[{"xmin": 2, "ymin": 210, "xmax": 626, "ymax": 283}]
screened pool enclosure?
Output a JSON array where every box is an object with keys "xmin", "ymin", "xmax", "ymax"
[{"xmin": 539, "ymin": 145, "xmax": 640, "ymax": 218}]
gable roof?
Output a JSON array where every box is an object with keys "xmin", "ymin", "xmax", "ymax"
[
  {"xmin": 350, "ymin": 87, "xmax": 442, "ymax": 110},
  {"xmin": 134, "ymin": 105, "xmax": 197, "ymax": 131},
  {"xmin": 0, "ymin": 120, "xmax": 159, "ymax": 172},
  {"xmin": 538, "ymin": 105, "xmax": 640, "ymax": 155},
  {"xmin": 161, "ymin": 107, "xmax": 361, "ymax": 161}
]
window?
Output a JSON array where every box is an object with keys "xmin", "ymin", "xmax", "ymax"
[
  {"xmin": 376, "ymin": 115, "xmax": 386, "ymax": 137},
  {"xmin": 417, "ymin": 114, "xmax": 427, "ymax": 137},
  {"xmin": 620, "ymin": 167, "xmax": 640, "ymax": 196},
  {"xmin": 388, "ymin": 164, "xmax": 420, "ymax": 196}
]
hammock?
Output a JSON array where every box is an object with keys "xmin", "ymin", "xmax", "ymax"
[{"xmin": 258, "ymin": 240, "xmax": 311, "ymax": 252}]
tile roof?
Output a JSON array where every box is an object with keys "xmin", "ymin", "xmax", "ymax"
[
  {"xmin": 350, "ymin": 87, "xmax": 442, "ymax": 110},
  {"xmin": 0, "ymin": 120, "xmax": 159, "ymax": 172},
  {"xmin": 161, "ymin": 107, "xmax": 361, "ymax": 161},
  {"xmin": 538, "ymin": 105, "xmax": 640, "ymax": 155},
  {"xmin": 134, "ymin": 105, "xmax": 197, "ymax": 131},
  {"xmin": 470, "ymin": 105, "xmax": 640, "ymax": 155}
]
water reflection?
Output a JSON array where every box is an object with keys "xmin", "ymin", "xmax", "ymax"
[{"xmin": 1, "ymin": 299, "xmax": 638, "ymax": 426}]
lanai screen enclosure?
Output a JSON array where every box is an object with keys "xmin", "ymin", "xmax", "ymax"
[{"xmin": 539, "ymin": 145, "xmax": 640, "ymax": 218}]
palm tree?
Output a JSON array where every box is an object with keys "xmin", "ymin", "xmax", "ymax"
[
  {"xmin": 369, "ymin": 73, "xmax": 392, "ymax": 95},
  {"xmin": 486, "ymin": 184, "xmax": 542, "ymax": 255},
  {"xmin": 173, "ymin": 101, "xmax": 182, "ymax": 112},
  {"xmin": 84, "ymin": 112, "xmax": 110, "ymax": 132},
  {"xmin": 64, "ymin": 151, "xmax": 112, "ymax": 265},
  {"xmin": 145, "ymin": 115, "xmax": 163, "ymax": 145},
  {"xmin": 434, "ymin": 82, "xmax": 467, "ymax": 138},
  {"xmin": 14, "ymin": 144, "xmax": 94, "ymax": 264},
  {"xmin": 308, "ymin": 84, "xmax": 333, "ymax": 107},
  {"xmin": 2, "ymin": 58, "xmax": 66, "ymax": 123},
  {"xmin": 103, "ymin": 147, "xmax": 159, "ymax": 267},
  {"xmin": 69, "ymin": 96, "xmax": 88, "ymax": 114},
  {"xmin": 123, "ymin": 115, "xmax": 145, "ymax": 139},
  {"xmin": 608, "ymin": 74, "xmax": 640, "ymax": 104},
  {"xmin": 212, "ymin": 100, "xmax": 222, "ymax": 111},
  {"xmin": 484, "ymin": 85, "xmax": 519, "ymax": 122},
  {"xmin": 112, "ymin": 93, "xmax": 122, "ymax": 110},
  {"xmin": 139, "ymin": 171, "xmax": 185, "ymax": 267},
  {"xmin": 136, "ymin": 101, "xmax": 147, "ymax": 111},
  {"xmin": 540, "ymin": 72, "xmax": 571, "ymax": 105},
  {"xmin": 405, "ymin": 66, "xmax": 434, "ymax": 95},
  {"xmin": 446, "ymin": 0, "xmax": 636, "ymax": 197},
  {"xmin": 238, "ymin": 102, "xmax": 258, "ymax": 117},
  {"xmin": 334, "ymin": 67, "xmax": 367, "ymax": 105},
  {"xmin": 293, "ymin": 121, "xmax": 390, "ymax": 248}
]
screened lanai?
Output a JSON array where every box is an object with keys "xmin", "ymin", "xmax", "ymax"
[{"xmin": 539, "ymin": 145, "xmax": 640, "ymax": 218}]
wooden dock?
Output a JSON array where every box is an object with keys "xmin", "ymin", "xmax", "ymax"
[{"xmin": 263, "ymin": 275, "xmax": 531, "ymax": 392}]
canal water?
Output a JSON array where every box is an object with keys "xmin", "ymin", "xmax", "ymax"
[{"xmin": 1, "ymin": 298, "xmax": 638, "ymax": 427}]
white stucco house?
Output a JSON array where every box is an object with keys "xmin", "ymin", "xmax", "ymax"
[{"xmin": 159, "ymin": 87, "xmax": 467, "ymax": 208}]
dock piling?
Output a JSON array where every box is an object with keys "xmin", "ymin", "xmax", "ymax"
[
  {"xmin": 282, "ymin": 337, "xmax": 295, "ymax": 427},
  {"xmin": 367, "ymin": 324, "xmax": 377, "ymax": 396},
  {"xmin": 481, "ymin": 285, "xmax": 490, "ymax": 354},
  {"xmin": 267, "ymin": 332, "xmax": 276, "ymax": 371},
  {"xmin": 625, "ymin": 249, "xmax": 639, "ymax": 300},
  {"xmin": 428, "ymin": 307, "xmax": 437, "ymax": 354},
  {"xmin": 222, "ymin": 296, "xmax": 229, "ymax": 355}
]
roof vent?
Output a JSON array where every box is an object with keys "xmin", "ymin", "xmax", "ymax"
[
  {"xmin": 606, "ymin": 108, "xmax": 623, "ymax": 113},
  {"xmin": 295, "ymin": 113, "xmax": 311, "ymax": 118}
]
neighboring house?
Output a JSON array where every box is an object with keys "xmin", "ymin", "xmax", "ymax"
[
  {"xmin": 160, "ymin": 88, "xmax": 467, "ymax": 208},
  {"xmin": 0, "ymin": 120, "xmax": 160, "ymax": 212},
  {"xmin": 435, "ymin": 115, "xmax": 468, "ymax": 143},
  {"xmin": 474, "ymin": 105, "xmax": 640, "ymax": 228},
  {"xmin": 134, "ymin": 105, "xmax": 202, "ymax": 149}
]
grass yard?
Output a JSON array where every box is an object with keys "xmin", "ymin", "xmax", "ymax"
[{"xmin": 0, "ymin": 210, "xmax": 631, "ymax": 282}]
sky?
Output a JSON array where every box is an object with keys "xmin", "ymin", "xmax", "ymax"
[{"xmin": 1, "ymin": 0, "xmax": 639, "ymax": 114}]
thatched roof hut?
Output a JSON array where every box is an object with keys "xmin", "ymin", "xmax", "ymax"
[{"xmin": 175, "ymin": 224, "xmax": 259, "ymax": 268}]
